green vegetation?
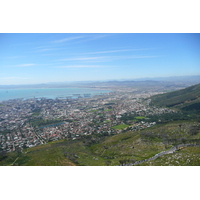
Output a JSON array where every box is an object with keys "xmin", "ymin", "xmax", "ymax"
[
  {"xmin": 0, "ymin": 137, "xmax": 108, "ymax": 166},
  {"xmin": 89, "ymin": 109, "xmax": 98, "ymax": 113},
  {"xmin": 28, "ymin": 118, "xmax": 62, "ymax": 127},
  {"xmin": 150, "ymin": 83, "xmax": 200, "ymax": 110},
  {"xmin": 104, "ymin": 109, "xmax": 112, "ymax": 112},
  {"xmin": 138, "ymin": 146, "xmax": 200, "ymax": 166},
  {"xmin": 120, "ymin": 113, "xmax": 146, "ymax": 123},
  {"xmin": 111, "ymin": 124, "xmax": 129, "ymax": 130},
  {"xmin": 145, "ymin": 112, "xmax": 199, "ymax": 123},
  {"xmin": 1, "ymin": 120, "xmax": 199, "ymax": 166},
  {"xmin": 135, "ymin": 116, "xmax": 145, "ymax": 120},
  {"xmin": 104, "ymin": 102, "xmax": 116, "ymax": 106},
  {"xmin": 149, "ymin": 83, "xmax": 200, "ymax": 123},
  {"xmin": 104, "ymin": 120, "xmax": 111, "ymax": 123},
  {"xmin": 31, "ymin": 108, "xmax": 41, "ymax": 117}
]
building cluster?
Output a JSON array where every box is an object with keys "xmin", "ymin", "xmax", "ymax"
[{"xmin": 0, "ymin": 90, "xmax": 176, "ymax": 153}]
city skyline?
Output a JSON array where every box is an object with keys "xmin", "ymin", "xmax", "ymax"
[{"xmin": 0, "ymin": 33, "xmax": 200, "ymax": 85}]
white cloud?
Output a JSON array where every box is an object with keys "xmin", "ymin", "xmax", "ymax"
[
  {"xmin": 59, "ymin": 55, "xmax": 158, "ymax": 63},
  {"xmin": 37, "ymin": 48, "xmax": 58, "ymax": 52},
  {"xmin": 16, "ymin": 64, "xmax": 36, "ymax": 67},
  {"xmin": 41, "ymin": 53, "xmax": 59, "ymax": 56},
  {"xmin": 34, "ymin": 45, "xmax": 61, "ymax": 52},
  {"xmin": 52, "ymin": 36, "xmax": 86, "ymax": 43},
  {"xmin": 79, "ymin": 34, "xmax": 110, "ymax": 43},
  {"xmin": 56, "ymin": 65, "xmax": 109, "ymax": 69},
  {"xmin": 53, "ymin": 34, "xmax": 110, "ymax": 44},
  {"xmin": 33, "ymin": 46, "xmax": 48, "ymax": 49},
  {"xmin": 60, "ymin": 56, "xmax": 107, "ymax": 61},
  {"xmin": 6, "ymin": 56, "xmax": 25, "ymax": 59},
  {"xmin": 0, "ymin": 63, "xmax": 36, "ymax": 68},
  {"xmin": 82, "ymin": 49, "xmax": 131, "ymax": 54},
  {"xmin": 81, "ymin": 48, "xmax": 155, "ymax": 55},
  {"xmin": 121, "ymin": 55, "xmax": 159, "ymax": 59},
  {"xmin": 1, "ymin": 77, "xmax": 29, "ymax": 80}
]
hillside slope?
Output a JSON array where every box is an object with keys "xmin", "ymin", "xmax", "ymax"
[
  {"xmin": 150, "ymin": 83, "xmax": 200, "ymax": 111},
  {"xmin": 1, "ymin": 121, "xmax": 200, "ymax": 166}
]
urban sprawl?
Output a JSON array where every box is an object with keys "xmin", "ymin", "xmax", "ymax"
[{"xmin": 0, "ymin": 88, "xmax": 177, "ymax": 153}]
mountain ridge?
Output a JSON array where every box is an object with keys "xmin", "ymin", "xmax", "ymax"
[{"xmin": 150, "ymin": 83, "xmax": 200, "ymax": 111}]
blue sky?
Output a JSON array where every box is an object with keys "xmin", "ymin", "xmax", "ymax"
[{"xmin": 0, "ymin": 33, "xmax": 200, "ymax": 85}]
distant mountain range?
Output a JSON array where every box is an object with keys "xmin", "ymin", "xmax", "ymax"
[
  {"xmin": 0, "ymin": 75, "xmax": 200, "ymax": 89},
  {"xmin": 131, "ymin": 75, "xmax": 200, "ymax": 82}
]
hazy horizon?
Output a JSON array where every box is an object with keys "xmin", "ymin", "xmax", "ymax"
[{"xmin": 0, "ymin": 75, "xmax": 200, "ymax": 87}]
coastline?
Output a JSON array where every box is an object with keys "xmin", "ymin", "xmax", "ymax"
[{"xmin": 0, "ymin": 87, "xmax": 112, "ymax": 102}]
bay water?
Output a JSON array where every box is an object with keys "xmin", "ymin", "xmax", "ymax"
[{"xmin": 0, "ymin": 88, "xmax": 111, "ymax": 101}]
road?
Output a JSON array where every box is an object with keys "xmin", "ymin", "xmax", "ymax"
[{"xmin": 124, "ymin": 143, "xmax": 200, "ymax": 166}]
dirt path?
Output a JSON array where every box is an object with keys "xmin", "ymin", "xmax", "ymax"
[{"xmin": 10, "ymin": 157, "xmax": 19, "ymax": 166}]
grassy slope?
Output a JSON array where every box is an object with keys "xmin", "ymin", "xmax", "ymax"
[
  {"xmin": 0, "ymin": 139, "xmax": 107, "ymax": 166},
  {"xmin": 150, "ymin": 83, "xmax": 200, "ymax": 109},
  {"xmin": 138, "ymin": 146, "xmax": 200, "ymax": 166},
  {"xmin": 1, "ymin": 120, "xmax": 199, "ymax": 166},
  {"xmin": 89, "ymin": 131, "xmax": 166, "ymax": 165}
]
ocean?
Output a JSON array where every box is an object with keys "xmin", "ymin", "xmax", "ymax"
[{"xmin": 0, "ymin": 88, "xmax": 111, "ymax": 101}]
